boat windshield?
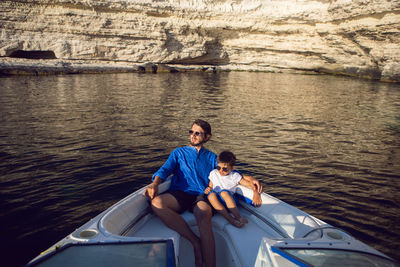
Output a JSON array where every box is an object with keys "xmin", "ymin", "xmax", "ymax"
[
  {"xmin": 281, "ymin": 248, "xmax": 398, "ymax": 267},
  {"xmin": 28, "ymin": 240, "xmax": 175, "ymax": 267}
]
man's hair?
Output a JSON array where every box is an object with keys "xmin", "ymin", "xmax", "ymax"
[
  {"xmin": 218, "ymin": 151, "xmax": 236, "ymax": 166},
  {"xmin": 193, "ymin": 119, "xmax": 212, "ymax": 136}
]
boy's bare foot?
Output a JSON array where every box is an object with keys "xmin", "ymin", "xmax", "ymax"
[
  {"xmin": 230, "ymin": 218, "xmax": 245, "ymax": 228},
  {"xmin": 239, "ymin": 217, "xmax": 248, "ymax": 225},
  {"xmin": 228, "ymin": 216, "xmax": 248, "ymax": 228}
]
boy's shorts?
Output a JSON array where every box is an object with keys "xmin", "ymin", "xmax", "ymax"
[{"xmin": 168, "ymin": 190, "xmax": 209, "ymax": 214}]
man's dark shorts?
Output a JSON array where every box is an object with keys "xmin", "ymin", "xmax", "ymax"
[{"xmin": 169, "ymin": 190, "xmax": 210, "ymax": 214}]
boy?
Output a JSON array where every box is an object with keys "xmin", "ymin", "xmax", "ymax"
[{"xmin": 204, "ymin": 151, "xmax": 262, "ymax": 228}]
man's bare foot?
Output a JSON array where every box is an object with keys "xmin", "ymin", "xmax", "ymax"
[{"xmin": 193, "ymin": 239, "xmax": 203, "ymax": 267}]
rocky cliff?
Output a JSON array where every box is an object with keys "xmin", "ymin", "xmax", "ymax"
[{"xmin": 1, "ymin": 0, "xmax": 399, "ymax": 82}]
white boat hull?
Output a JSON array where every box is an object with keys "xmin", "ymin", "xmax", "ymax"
[{"xmin": 28, "ymin": 180, "xmax": 397, "ymax": 267}]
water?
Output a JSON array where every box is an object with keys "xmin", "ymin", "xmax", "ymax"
[{"xmin": 0, "ymin": 72, "xmax": 399, "ymax": 266}]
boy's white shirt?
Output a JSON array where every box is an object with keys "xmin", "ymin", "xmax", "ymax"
[{"xmin": 208, "ymin": 169, "xmax": 242, "ymax": 193}]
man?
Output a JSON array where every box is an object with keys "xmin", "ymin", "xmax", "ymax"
[{"xmin": 144, "ymin": 119, "xmax": 261, "ymax": 267}]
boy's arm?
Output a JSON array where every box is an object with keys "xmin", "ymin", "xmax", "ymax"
[
  {"xmin": 242, "ymin": 174, "xmax": 263, "ymax": 193},
  {"xmin": 204, "ymin": 180, "xmax": 213, "ymax": 194},
  {"xmin": 239, "ymin": 178, "xmax": 262, "ymax": 207}
]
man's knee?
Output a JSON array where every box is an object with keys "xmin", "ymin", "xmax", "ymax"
[
  {"xmin": 150, "ymin": 196, "xmax": 162, "ymax": 210},
  {"xmin": 194, "ymin": 201, "xmax": 212, "ymax": 221},
  {"xmin": 150, "ymin": 194, "xmax": 180, "ymax": 212}
]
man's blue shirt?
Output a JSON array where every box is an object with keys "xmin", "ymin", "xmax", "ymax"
[{"xmin": 153, "ymin": 146, "xmax": 218, "ymax": 195}]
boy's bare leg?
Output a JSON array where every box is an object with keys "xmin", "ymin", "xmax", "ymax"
[
  {"xmin": 194, "ymin": 200, "xmax": 216, "ymax": 267},
  {"xmin": 220, "ymin": 191, "xmax": 248, "ymax": 225},
  {"xmin": 151, "ymin": 193, "xmax": 203, "ymax": 267},
  {"xmin": 207, "ymin": 192, "xmax": 244, "ymax": 228}
]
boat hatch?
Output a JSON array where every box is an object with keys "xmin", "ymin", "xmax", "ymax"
[
  {"xmin": 266, "ymin": 247, "xmax": 398, "ymax": 267},
  {"xmin": 255, "ymin": 238, "xmax": 398, "ymax": 267},
  {"xmin": 27, "ymin": 240, "xmax": 175, "ymax": 267}
]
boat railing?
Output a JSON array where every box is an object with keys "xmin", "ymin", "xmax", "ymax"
[
  {"xmin": 236, "ymin": 185, "xmax": 324, "ymax": 240},
  {"xmin": 98, "ymin": 180, "xmax": 171, "ymax": 237}
]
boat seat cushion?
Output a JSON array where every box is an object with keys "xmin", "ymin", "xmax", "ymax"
[
  {"xmin": 223, "ymin": 219, "xmax": 267, "ymax": 267},
  {"xmin": 133, "ymin": 215, "xmax": 181, "ymax": 258}
]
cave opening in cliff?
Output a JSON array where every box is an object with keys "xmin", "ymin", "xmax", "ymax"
[{"xmin": 9, "ymin": 50, "xmax": 57, "ymax": 60}]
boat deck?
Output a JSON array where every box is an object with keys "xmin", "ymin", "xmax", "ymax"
[
  {"xmin": 27, "ymin": 184, "xmax": 398, "ymax": 267},
  {"xmin": 126, "ymin": 206, "xmax": 281, "ymax": 267}
]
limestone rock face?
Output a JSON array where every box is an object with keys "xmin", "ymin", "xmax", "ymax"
[{"xmin": 1, "ymin": 0, "xmax": 399, "ymax": 81}]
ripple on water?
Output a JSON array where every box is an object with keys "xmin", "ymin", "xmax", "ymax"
[{"xmin": 1, "ymin": 72, "xmax": 400, "ymax": 265}]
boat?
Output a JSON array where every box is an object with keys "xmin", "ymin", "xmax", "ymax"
[{"xmin": 27, "ymin": 179, "xmax": 398, "ymax": 267}]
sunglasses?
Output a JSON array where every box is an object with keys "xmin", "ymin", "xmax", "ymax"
[
  {"xmin": 189, "ymin": 130, "xmax": 203, "ymax": 136},
  {"xmin": 216, "ymin": 166, "xmax": 230, "ymax": 172}
]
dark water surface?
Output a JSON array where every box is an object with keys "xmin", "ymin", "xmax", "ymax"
[{"xmin": 0, "ymin": 72, "xmax": 399, "ymax": 266}]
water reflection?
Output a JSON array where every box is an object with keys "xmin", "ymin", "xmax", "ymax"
[{"xmin": 0, "ymin": 72, "xmax": 399, "ymax": 266}]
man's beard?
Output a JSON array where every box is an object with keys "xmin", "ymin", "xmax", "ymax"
[{"xmin": 190, "ymin": 139, "xmax": 206, "ymax": 147}]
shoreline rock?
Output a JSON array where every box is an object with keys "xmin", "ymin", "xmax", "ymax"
[
  {"xmin": 2, "ymin": 57, "xmax": 399, "ymax": 83},
  {"xmin": 1, "ymin": 0, "xmax": 400, "ymax": 82},
  {"xmin": 1, "ymin": 0, "xmax": 399, "ymax": 82},
  {"xmin": 0, "ymin": 57, "xmax": 325, "ymax": 76}
]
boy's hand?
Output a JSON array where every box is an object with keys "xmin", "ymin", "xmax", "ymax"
[
  {"xmin": 242, "ymin": 175, "xmax": 263, "ymax": 194},
  {"xmin": 252, "ymin": 191, "xmax": 262, "ymax": 207},
  {"xmin": 204, "ymin": 186, "xmax": 212, "ymax": 194},
  {"xmin": 252, "ymin": 179, "xmax": 263, "ymax": 193}
]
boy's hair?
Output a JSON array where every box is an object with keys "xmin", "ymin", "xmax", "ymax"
[{"xmin": 218, "ymin": 151, "xmax": 236, "ymax": 166}]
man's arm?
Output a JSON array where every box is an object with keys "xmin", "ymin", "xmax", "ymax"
[
  {"xmin": 144, "ymin": 150, "xmax": 179, "ymax": 200},
  {"xmin": 143, "ymin": 176, "xmax": 162, "ymax": 200}
]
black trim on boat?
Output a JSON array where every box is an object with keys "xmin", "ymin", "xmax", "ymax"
[
  {"xmin": 302, "ymin": 226, "xmax": 351, "ymax": 239},
  {"xmin": 26, "ymin": 239, "xmax": 176, "ymax": 267},
  {"xmin": 118, "ymin": 206, "xmax": 152, "ymax": 236},
  {"xmin": 237, "ymin": 200, "xmax": 290, "ymax": 238}
]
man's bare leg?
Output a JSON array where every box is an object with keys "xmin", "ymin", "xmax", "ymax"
[
  {"xmin": 151, "ymin": 193, "xmax": 203, "ymax": 267},
  {"xmin": 193, "ymin": 200, "xmax": 216, "ymax": 267}
]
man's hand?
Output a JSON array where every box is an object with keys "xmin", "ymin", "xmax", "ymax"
[{"xmin": 143, "ymin": 176, "xmax": 162, "ymax": 200}]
